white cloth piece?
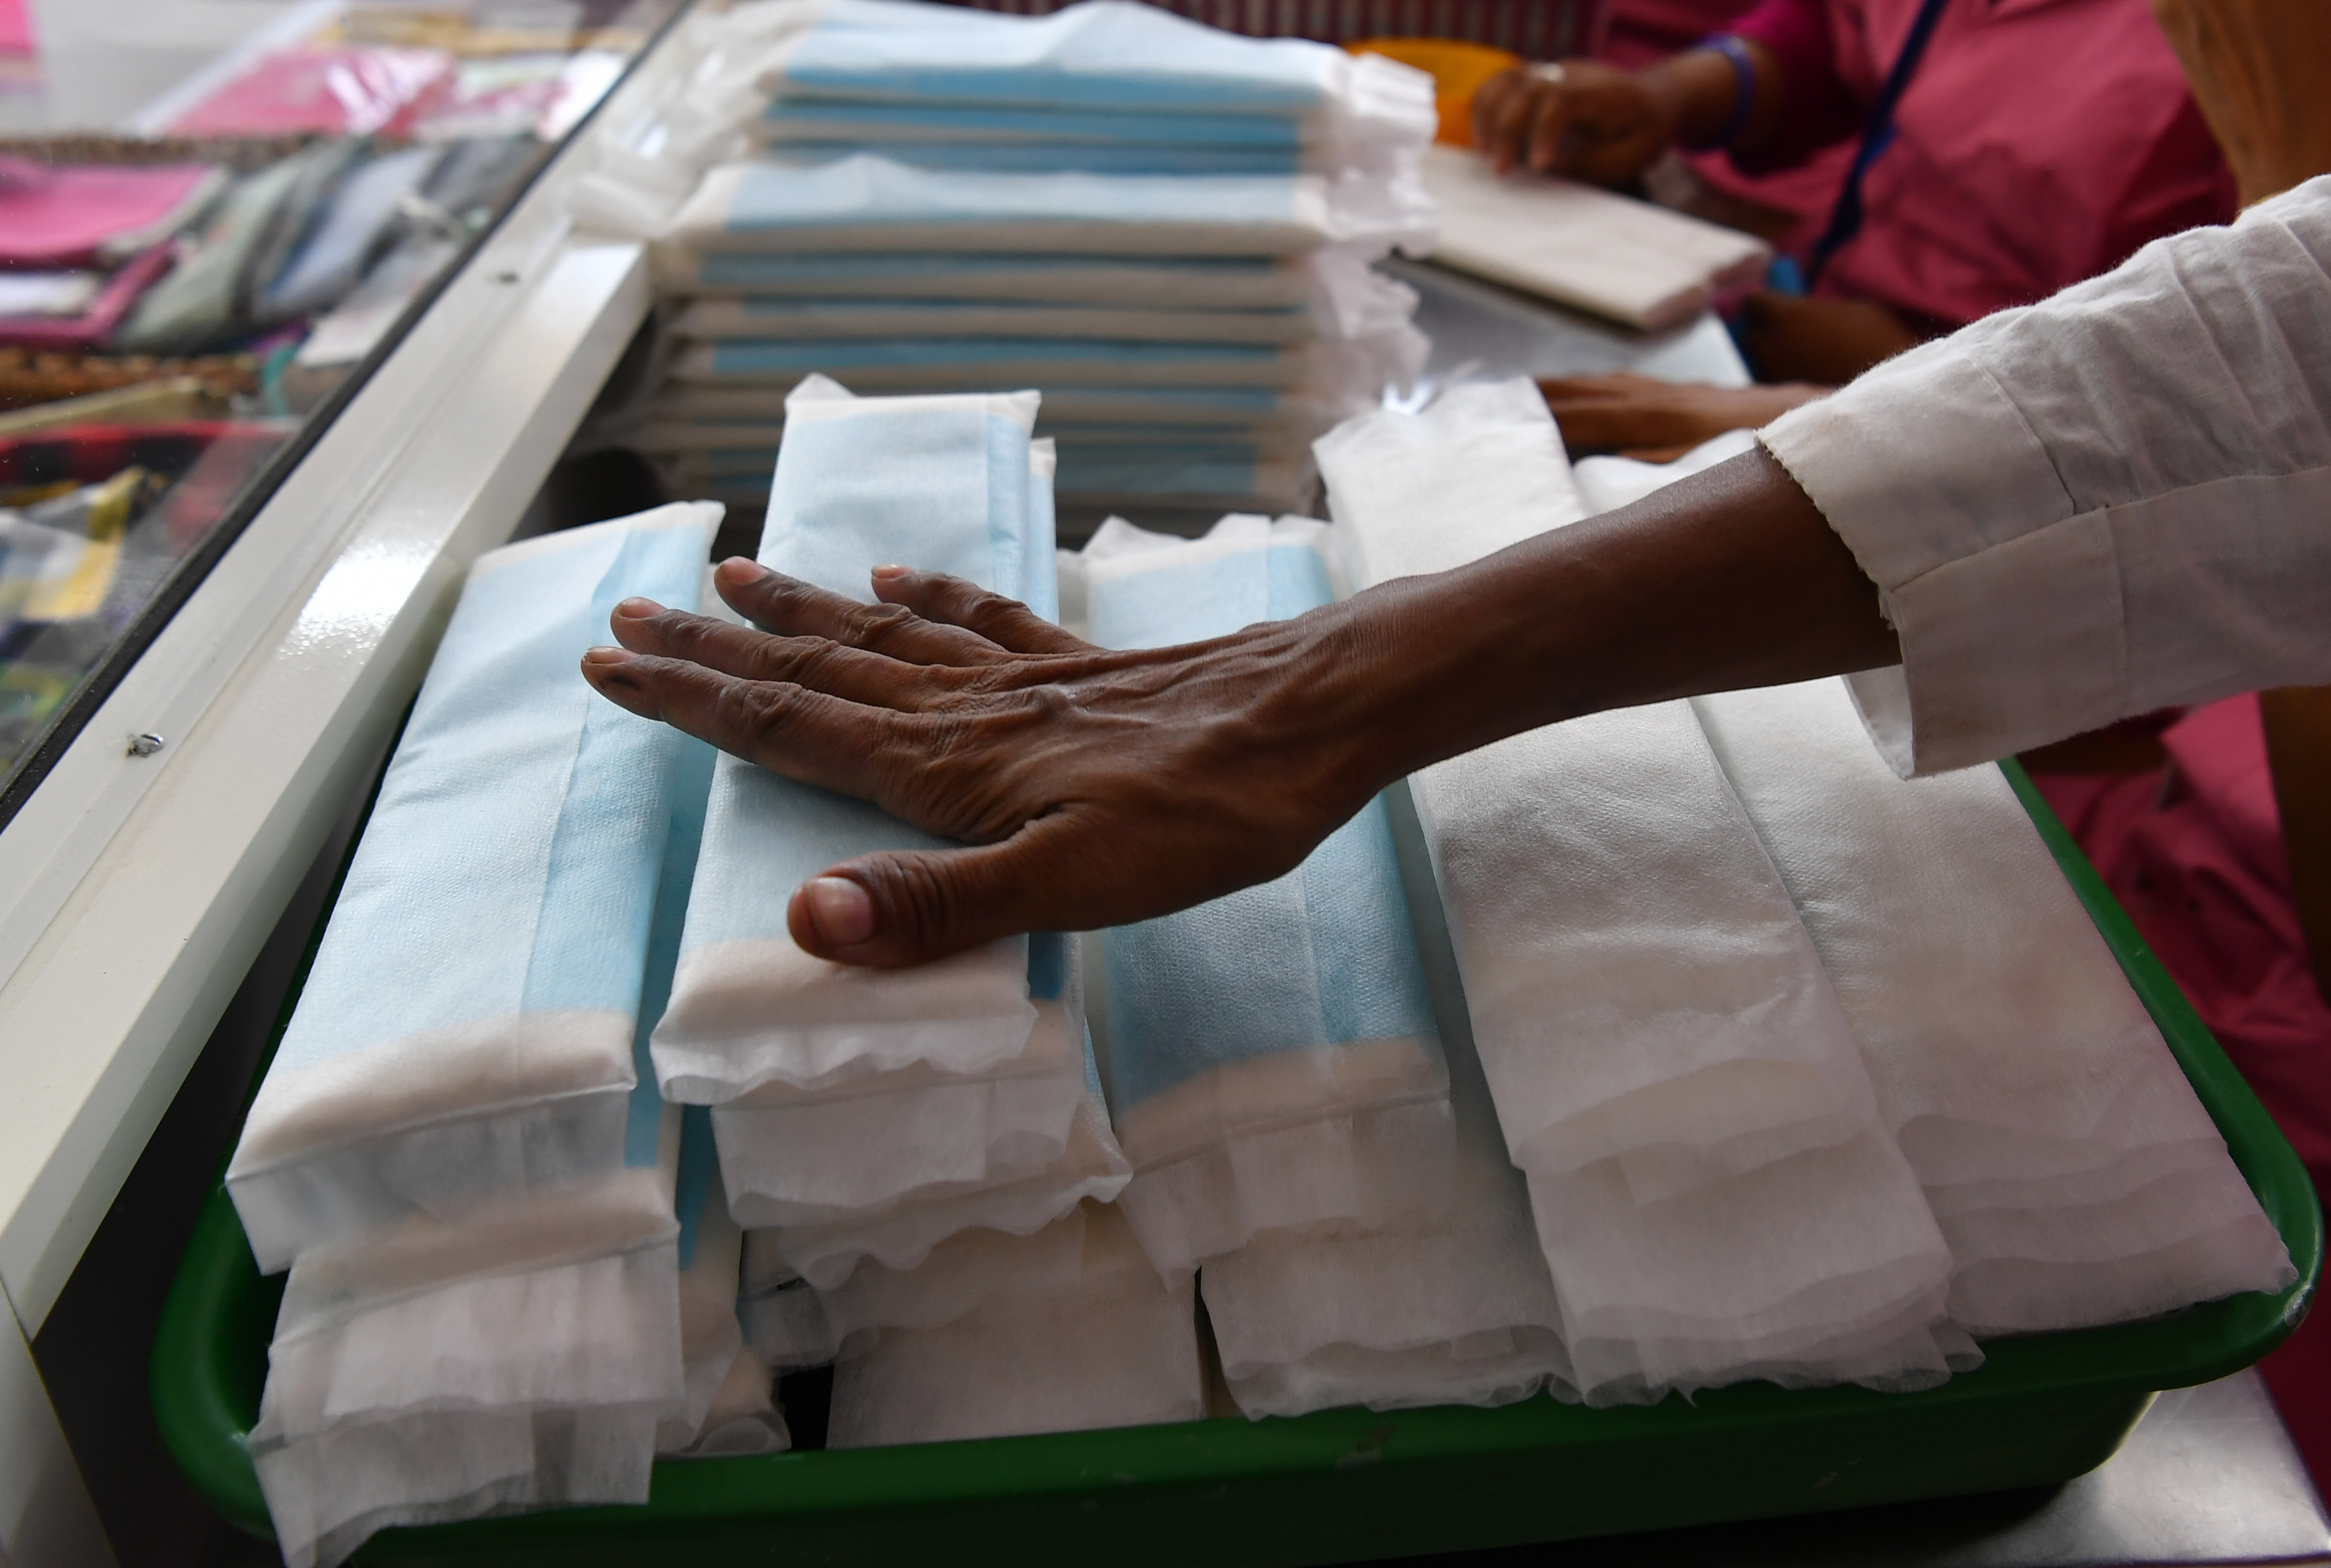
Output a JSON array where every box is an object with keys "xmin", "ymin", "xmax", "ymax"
[
  {"xmin": 1202, "ymin": 789, "xmax": 1571, "ymax": 1418},
  {"xmin": 652, "ymin": 249, "xmax": 1318, "ymax": 308},
  {"xmin": 675, "ymin": 297, "xmax": 1317, "ymax": 344},
  {"xmin": 654, "ymin": 378, "xmax": 1042, "ymax": 1105},
  {"xmin": 1571, "ymin": 428, "xmax": 1760, "ymax": 517},
  {"xmin": 711, "ymin": 935, "xmax": 1091, "ymax": 1226},
  {"xmin": 739, "ymin": 1230, "xmax": 839, "ymax": 1369},
  {"xmin": 756, "ymin": 1037, "xmax": 1131, "ymax": 1289},
  {"xmin": 1527, "ymin": 1134, "xmax": 1957, "ymax": 1406},
  {"xmin": 1084, "ymin": 517, "xmax": 1455, "ymax": 1275},
  {"xmin": 826, "ymin": 1202, "xmax": 1202, "ymax": 1447},
  {"xmin": 1316, "ymin": 384, "xmax": 1882, "ymax": 1194},
  {"xmin": 656, "ymin": 1112, "xmax": 785, "ymax": 1455},
  {"xmin": 1757, "ymin": 176, "xmax": 2331, "ymax": 776},
  {"xmin": 251, "ymin": 1178, "xmax": 685, "ymax": 1568},
  {"xmin": 228, "ymin": 505, "xmax": 721, "ymax": 1272},
  {"xmin": 1692, "ymin": 676, "xmax": 2295, "ymax": 1333},
  {"xmin": 1319, "ymin": 382, "xmax": 1955, "ymax": 1402},
  {"xmin": 1419, "ymin": 145, "xmax": 1770, "ymax": 331},
  {"xmin": 662, "ymin": 153, "xmax": 1429, "ymax": 259}
]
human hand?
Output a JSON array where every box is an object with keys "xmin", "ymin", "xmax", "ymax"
[
  {"xmin": 578, "ymin": 558, "xmax": 1396, "ymax": 967},
  {"xmin": 1538, "ymin": 373, "xmax": 1826, "ymax": 459},
  {"xmin": 2151, "ymin": 0, "xmax": 2331, "ymax": 205},
  {"xmin": 1469, "ymin": 59, "xmax": 1680, "ymax": 182}
]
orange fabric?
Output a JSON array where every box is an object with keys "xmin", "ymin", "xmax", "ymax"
[{"xmin": 1350, "ymin": 38, "xmax": 1523, "ymax": 145}]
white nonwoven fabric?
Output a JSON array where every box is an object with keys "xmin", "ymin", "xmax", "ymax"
[
  {"xmin": 228, "ymin": 504, "xmax": 721, "ymax": 1273},
  {"xmin": 652, "ymin": 250, "xmax": 1318, "ymax": 309},
  {"xmin": 676, "ymin": 297, "xmax": 1317, "ymax": 345},
  {"xmin": 1315, "ymin": 383, "xmax": 1881, "ymax": 1194},
  {"xmin": 1316, "ymin": 382, "xmax": 1957, "ymax": 1403},
  {"xmin": 1084, "ymin": 516, "xmax": 1456, "ymax": 1276},
  {"xmin": 1201, "ymin": 780, "xmax": 1571, "ymax": 1418},
  {"xmin": 653, "ymin": 377, "xmax": 1042, "ymax": 1106},
  {"xmin": 1691, "ymin": 677, "xmax": 2296, "ymax": 1334},
  {"xmin": 655, "ymin": 1114, "xmax": 790, "ymax": 1456},
  {"xmin": 1571, "ymin": 428, "xmax": 1760, "ymax": 517},
  {"xmin": 825, "ymin": 1202, "xmax": 1203, "ymax": 1447},
  {"xmin": 713, "ymin": 934, "xmax": 1097, "ymax": 1230},
  {"xmin": 756, "ymin": 1019, "xmax": 1132, "ymax": 1290}
]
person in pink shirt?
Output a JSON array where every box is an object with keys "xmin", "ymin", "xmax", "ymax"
[{"xmin": 1471, "ymin": 0, "xmax": 2234, "ymax": 456}]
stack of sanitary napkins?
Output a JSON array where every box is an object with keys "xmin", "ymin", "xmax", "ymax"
[
  {"xmin": 629, "ymin": 0, "xmax": 1435, "ymax": 522},
  {"xmin": 1318, "ymin": 382, "xmax": 1967, "ymax": 1407},
  {"xmin": 819, "ymin": 1201, "xmax": 1205, "ymax": 1448},
  {"xmin": 1693, "ymin": 678, "xmax": 2296, "ymax": 1333},
  {"xmin": 652, "ymin": 376, "xmax": 1129, "ymax": 1300},
  {"xmin": 1075, "ymin": 515, "xmax": 1456, "ymax": 1277},
  {"xmin": 236, "ymin": 506, "xmax": 743, "ymax": 1568}
]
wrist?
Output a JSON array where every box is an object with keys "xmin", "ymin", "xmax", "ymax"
[{"xmin": 1638, "ymin": 50, "xmax": 1742, "ymax": 153}]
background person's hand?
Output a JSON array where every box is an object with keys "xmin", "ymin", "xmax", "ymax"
[
  {"xmin": 579, "ymin": 558, "xmax": 1397, "ymax": 968},
  {"xmin": 1539, "ymin": 373, "xmax": 1826, "ymax": 459},
  {"xmin": 1469, "ymin": 59, "xmax": 1680, "ymax": 182}
]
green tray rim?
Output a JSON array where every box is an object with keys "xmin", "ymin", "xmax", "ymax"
[{"xmin": 150, "ymin": 757, "xmax": 2324, "ymax": 1551}]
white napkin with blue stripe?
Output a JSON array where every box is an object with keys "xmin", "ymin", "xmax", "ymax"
[{"xmin": 228, "ymin": 504, "xmax": 721, "ymax": 1274}]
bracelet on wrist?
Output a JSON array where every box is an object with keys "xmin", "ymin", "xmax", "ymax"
[{"xmin": 1696, "ymin": 34, "xmax": 1759, "ymax": 150}]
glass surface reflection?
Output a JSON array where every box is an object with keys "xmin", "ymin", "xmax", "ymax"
[{"xmin": 0, "ymin": 0, "xmax": 679, "ymax": 811}]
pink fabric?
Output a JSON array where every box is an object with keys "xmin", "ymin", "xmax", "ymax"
[
  {"xmin": 0, "ymin": 245, "xmax": 175, "ymax": 351},
  {"xmin": 1730, "ymin": 0, "xmax": 2232, "ymax": 324},
  {"xmin": 0, "ymin": 158, "xmax": 216, "ymax": 268},
  {"xmin": 2033, "ymin": 694, "xmax": 2331, "ymax": 1488},
  {"xmin": 167, "ymin": 47, "xmax": 455, "ymax": 138},
  {"xmin": 0, "ymin": 0, "xmax": 33, "ymax": 57}
]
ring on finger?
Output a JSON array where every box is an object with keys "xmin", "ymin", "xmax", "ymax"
[{"xmin": 1528, "ymin": 61, "xmax": 1567, "ymax": 86}]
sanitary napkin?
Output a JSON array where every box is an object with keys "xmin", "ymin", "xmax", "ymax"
[
  {"xmin": 824, "ymin": 1202, "xmax": 1204, "ymax": 1447},
  {"xmin": 657, "ymin": 377, "xmax": 1128, "ymax": 1281},
  {"xmin": 1692, "ymin": 677, "xmax": 2297, "ymax": 1334},
  {"xmin": 1317, "ymin": 382, "xmax": 1957, "ymax": 1404},
  {"xmin": 1080, "ymin": 515, "xmax": 1454, "ymax": 1277},
  {"xmin": 1200, "ymin": 783, "xmax": 1572, "ymax": 1416},
  {"xmin": 228, "ymin": 505, "xmax": 722, "ymax": 1273},
  {"xmin": 652, "ymin": 378, "xmax": 1044, "ymax": 1109}
]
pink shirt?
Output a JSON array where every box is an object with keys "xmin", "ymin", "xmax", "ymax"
[{"xmin": 1730, "ymin": 0, "xmax": 2234, "ymax": 327}]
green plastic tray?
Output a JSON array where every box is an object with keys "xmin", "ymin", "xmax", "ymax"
[{"xmin": 153, "ymin": 760, "xmax": 2321, "ymax": 1565}]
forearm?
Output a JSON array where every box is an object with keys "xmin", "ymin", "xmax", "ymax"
[{"xmin": 1315, "ymin": 447, "xmax": 1897, "ymax": 793}]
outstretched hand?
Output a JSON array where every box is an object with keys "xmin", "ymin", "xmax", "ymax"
[{"xmin": 578, "ymin": 557, "xmax": 1394, "ymax": 968}]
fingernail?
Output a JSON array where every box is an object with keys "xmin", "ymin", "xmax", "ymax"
[
  {"xmin": 870, "ymin": 563, "xmax": 910, "ymax": 581},
  {"xmin": 613, "ymin": 597, "xmax": 662, "ymax": 620},
  {"xmin": 802, "ymin": 876, "xmax": 875, "ymax": 946},
  {"xmin": 581, "ymin": 645, "xmax": 635, "ymax": 668},
  {"xmin": 715, "ymin": 557, "xmax": 770, "ymax": 583}
]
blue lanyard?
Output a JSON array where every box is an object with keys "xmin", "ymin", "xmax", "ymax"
[{"xmin": 1803, "ymin": 0, "xmax": 1957, "ymax": 287}]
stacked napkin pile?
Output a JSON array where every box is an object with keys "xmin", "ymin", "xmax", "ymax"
[
  {"xmin": 651, "ymin": 376, "xmax": 1132, "ymax": 1325},
  {"xmin": 634, "ymin": 0, "xmax": 1435, "ymax": 527},
  {"xmin": 229, "ymin": 505, "xmax": 785, "ymax": 1568}
]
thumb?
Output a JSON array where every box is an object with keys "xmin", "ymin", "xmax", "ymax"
[{"xmin": 786, "ymin": 817, "xmax": 1073, "ymax": 967}]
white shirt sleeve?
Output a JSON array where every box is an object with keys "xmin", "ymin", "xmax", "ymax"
[{"xmin": 1757, "ymin": 175, "xmax": 2331, "ymax": 777}]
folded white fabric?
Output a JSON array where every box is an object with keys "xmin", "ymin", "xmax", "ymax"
[
  {"xmin": 1316, "ymin": 386, "xmax": 1881, "ymax": 1194},
  {"xmin": 663, "ymin": 153, "xmax": 1426, "ymax": 259},
  {"xmin": 669, "ymin": 336, "xmax": 1391, "ymax": 393},
  {"xmin": 825, "ymin": 1202, "xmax": 1204, "ymax": 1448},
  {"xmin": 653, "ymin": 377, "xmax": 1042, "ymax": 1108},
  {"xmin": 656, "ymin": 1110, "xmax": 791, "ymax": 1456},
  {"xmin": 1571, "ymin": 428, "xmax": 1760, "ymax": 517},
  {"xmin": 750, "ymin": 942, "xmax": 1132, "ymax": 1290},
  {"xmin": 227, "ymin": 503, "xmax": 722, "ymax": 1273},
  {"xmin": 649, "ymin": 381, "xmax": 1353, "ymax": 434},
  {"xmin": 757, "ymin": 139, "xmax": 1304, "ymax": 176},
  {"xmin": 1418, "ymin": 145, "xmax": 1770, "ymax": 332},
  {"xmin": 1317, "ymin": 381, "xmax": 1955, "ymax": 1403},
  {"xmin": 1083, "ymin": 515, "xmax": 1456, "ymax": 1276},
  {"xmin": 1692, "ymin": 676, "xmax": 2297, "ymax": 1335},
  {"xmin": 1200, "ymin": 799, "xmax": 1572, "ymax": 1417}
]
